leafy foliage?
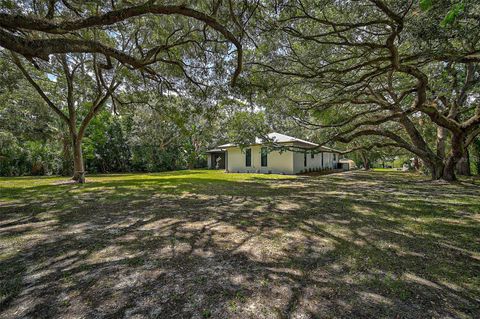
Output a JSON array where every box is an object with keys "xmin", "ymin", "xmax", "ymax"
[{"xmin": 420, "ymin": 0, "xmax": 434, "ymax": 11}]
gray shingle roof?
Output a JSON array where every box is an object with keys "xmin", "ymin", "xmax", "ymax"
[
  {"xmin": 216, "ymin": 132, "xmax": 340, "ymax": 153},
  {"xmin": 256, "ymin": 132, "xmax": 317, "ymax": 146}
]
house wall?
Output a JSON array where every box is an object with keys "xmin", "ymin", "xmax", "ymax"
[
  {"xmin": 293, "ymin": 150, "xmax": 307, "ymax": 174},
  {"xmin": 324, "ymin": 152, "xmax": 332, "ymax": 169},
  {"xmin": 226, "ymin": 144, "xmax": 340, "ymax": 174},
  {"xmin": 226, "ymin": 145, "xmax": 294, "ymax": 174},
  {"xmin": 292, "ymin": 150, "xmax": 339, "ymax": 173},
  {"xmin": 328, "ymin": 152, "xmax": 339, "ymax": 169},
  {"xmin": 266, "ymin": 148, "xmax": 294, "ymax": 174}
]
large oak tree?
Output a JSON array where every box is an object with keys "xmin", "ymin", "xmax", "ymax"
[{"xmin": 250, "ymin": 0, "xmax": 480, "ymax": 180}]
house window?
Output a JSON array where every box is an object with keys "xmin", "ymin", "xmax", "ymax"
[
  {"xmin": 321, "ymin": 152, "xmax": 324, "ymax": 167},
  {"xmin": 333, "ymin": 153, "xmax": 336, "ymax": 161},
  {"xmin": 261, "ymin": 147, "xmax": 268, "ymax": 167},
  {"xmin": 311, "ymin": 151, "xmax": 314, "ymax": 159},
  {"xmin": 245, "ymin": 148, "xmax": 251, "ymax": 167},
  {"xmin": 304, "ymin": 152, "xmax": 307, "ymax": 167}
]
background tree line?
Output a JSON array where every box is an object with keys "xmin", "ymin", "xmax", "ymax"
[{"xmin": 0, "ymin": 62, "xmax": 237, "ymax": 176}]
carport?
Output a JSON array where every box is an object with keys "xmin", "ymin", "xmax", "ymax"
[{"xmin": 206, "ymin": 148, "xmax": 226, "ymax": 169}]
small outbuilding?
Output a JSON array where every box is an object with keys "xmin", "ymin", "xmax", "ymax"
[{"xmin": 338, "ymin": 158, "xmax": 357, "ymax": 170}]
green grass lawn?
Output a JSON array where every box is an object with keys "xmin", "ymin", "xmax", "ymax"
[
  {"xmin": 372, "ymin": 168, "xmax": 401, "ymax": 172},
  {"xmin": 1, "ymin": 169, "xmax": 479, "ymax": 318}
]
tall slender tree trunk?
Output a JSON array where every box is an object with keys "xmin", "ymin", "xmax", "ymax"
[
  {"xmin": 61, "ymin": 131, "xmax": 73, "ymax": 176},
  {"xmin": 72, "ymin": 138, "xmax": 85, "ymax": 183}
]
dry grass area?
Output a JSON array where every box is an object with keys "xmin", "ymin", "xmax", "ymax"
[{"xmin": 0, "ymin": 169, "xmax": 479, "ymax": 319}]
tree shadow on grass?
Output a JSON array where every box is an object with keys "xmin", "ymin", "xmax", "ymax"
[{"xmin": 0, "ymin": 171, "xmax": 479, "ymax": 318}]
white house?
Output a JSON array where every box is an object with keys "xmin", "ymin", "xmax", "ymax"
[{"xmin": 207, "ymin": 132, "xmax": 341, "ymax": 175}]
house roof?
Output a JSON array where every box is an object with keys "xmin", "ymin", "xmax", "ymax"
[
  {"xmin": 256, "ymin": 132, "xmax": 318, "ymax": 146},
  {"xmin": 217, "ymin": 132, "xmax": 341, "ymax": 152},
  {"xmin": 205, "ymin": 148, "xmax": 226, "ymax": 153},
  {"xmin": 216, "ymin": 143, "xmax": 235, "ymax": 148}
]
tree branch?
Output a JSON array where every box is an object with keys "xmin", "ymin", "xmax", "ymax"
[
  {"xmin": 10, "ymin": 52, "xmax": 69, "ymax": 124},
  {"xmin": 0, "ymin": 4, "xmax": 243, "ymax": 85}
]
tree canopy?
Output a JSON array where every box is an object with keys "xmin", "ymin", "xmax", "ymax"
[
  {"xmin": 0, "ymin": 0, "xmax": 247, "ymax": 86},
  {"xmin": 248, "ymin": 0, "xmax": 480, "ymax": 180}
]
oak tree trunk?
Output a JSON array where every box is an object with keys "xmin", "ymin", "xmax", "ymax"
[
  {"xmin": 442, "ymin": 159, "xmax": 456, "ymax": 181},
  {"xmin": 423, "ymin": 157, "xmax": 444, "ymax": 180},
  {"xmin": 436, "ymin": 126, "xmax": 447, "ymax": 159},
  {"xmin": 440, "ymin": 134, "xmax": 465, "ymax": 181},
  {"xmin": 360, "ymin": 152, "xmax": 370, "ymax": 170},
  {"xmin": 364, "ymin": 160, "xmax": 370, "ymax": 170},
  {"xmin": 72, "ymin": 139, "xmax": 85, "ymax": 183},
  {"xmin": 456, "ymin": 149, "xmax": 471, "ymax": 176}
]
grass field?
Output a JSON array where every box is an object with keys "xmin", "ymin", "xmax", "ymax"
[{"xmin": 1, "ymin": 170, "xmax": 479, "ymax": 318}]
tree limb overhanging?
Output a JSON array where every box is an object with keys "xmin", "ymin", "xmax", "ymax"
[
  {"xmin": 0, "ymin": 3, "xmax": 244, "ymax": 86},
  {"xmin": 252, "ymin": 0, "xmax": 480, "ymax": 181}
]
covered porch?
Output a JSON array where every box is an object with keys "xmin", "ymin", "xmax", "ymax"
[{"xmin": 206, "ymin": 148, "xmax": 226, "ymax": 169}]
